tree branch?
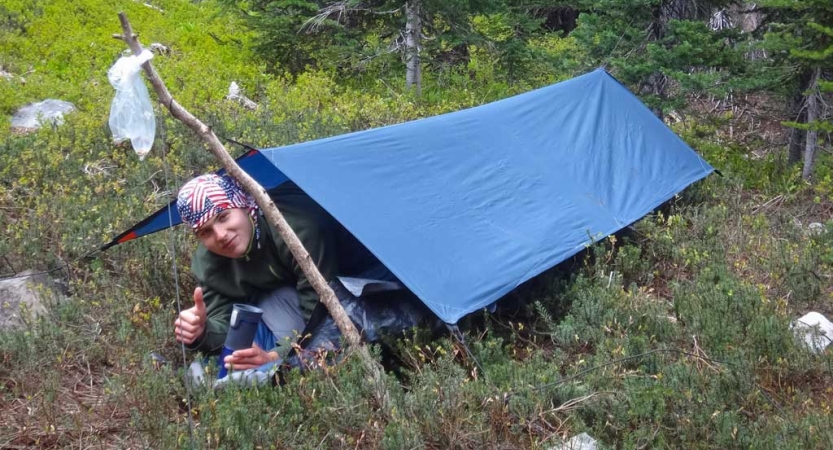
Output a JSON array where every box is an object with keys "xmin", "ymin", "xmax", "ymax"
[{"xmin": 114, "ymin": 12, "xmax": 390, "ymax": 409}]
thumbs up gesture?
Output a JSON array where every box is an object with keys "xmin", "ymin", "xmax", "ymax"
[{"xmin": 175, "ymin": 287, "xmax": 207, "ymax": 345}]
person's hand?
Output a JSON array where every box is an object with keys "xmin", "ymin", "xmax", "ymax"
[
  {"xmin": 224, "ymin": 343, "xmax": 279, "ymax": 371},
  {"xmin": 175, "ymin": 287, "xmax": 207, "ymax": 345}
]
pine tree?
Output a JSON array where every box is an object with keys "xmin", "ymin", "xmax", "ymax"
[
  {"xmin": 757, "ymin": 0, "xmax": 833, "ymax": 180},
  {"xmin": 570, "ymin": 0, "xmax": 743, "ymax": 117},
  {"xmin": 220, "ymin": 0, "xmax": 503, "ymax": 90}
]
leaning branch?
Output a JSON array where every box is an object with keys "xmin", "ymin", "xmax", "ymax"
[{"xmin": 113, "ymin": 12, "xmax": 389, "ymax": 409}]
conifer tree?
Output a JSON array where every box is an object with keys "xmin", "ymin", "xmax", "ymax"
[
  {"xmin": 756, "ymin": 0, "xmax": 832, "ymax": 179},
  {"xmin": 570, "ymin": 0, "xmax": 743, "ymax": 117},
  {"xmin": 220, "ymin": 0, "xmax": 502, "ymax": 90}
]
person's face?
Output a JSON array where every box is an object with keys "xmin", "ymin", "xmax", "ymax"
[{"xmin": 195, "ymin": 208, "xmax": 253, "ymax": 259}]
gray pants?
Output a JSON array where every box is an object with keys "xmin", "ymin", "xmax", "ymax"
[{"xmin": 254, "ymin": 286, "xmax": 306, "ymax": 344}]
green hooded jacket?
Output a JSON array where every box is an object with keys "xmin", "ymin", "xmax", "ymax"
[{"xmin": 185, "ymin": 184, "xmax": 339, "ymax": 356}]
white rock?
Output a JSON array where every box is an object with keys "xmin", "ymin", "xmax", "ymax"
[
  {"xmin": 11, "ymin": 99, "xmax": 76, "ymax": 130},
  {"xmin": 226, "ymin": 82, "xmax": 258, "ymax": 110},
  {"xmin": 551, "ymin": 432, "xmax": 597, "ymax": 450},
  {"xmin": 807, "ymin": 222, "xmax": 824, "ymax": 235},
  {"xmin": 228, "ymin": 81, "xmax": 241, "ymax": 97},
  {"xmin": 793, "ymin": 312, "xmax": 833, "ymax": 353},
  {"xmin": 140, "ymin": 1, "xmax": 164, "ymax": 13}
]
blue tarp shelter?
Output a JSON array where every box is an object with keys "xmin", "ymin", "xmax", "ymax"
[{"xmin": 105, "ymin": 69, "xmax": 713, "ymax": 324}]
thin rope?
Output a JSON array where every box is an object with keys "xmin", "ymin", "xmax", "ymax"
[
  {"xmin": 448, "ymin": 325, "xmax": 497, "ymax": 390},
  {"xmin": 215, "ymin": 133, "xmax": 259, "ymax": 153},
  {"xmin": 0, "ymin": 248, "xmax": 100, "ymax": 281},
  {"xmin": 162, "ymin": 153, "xmax": 196, "ymax": 443}
]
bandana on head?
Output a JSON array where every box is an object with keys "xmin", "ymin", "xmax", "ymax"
[{"xmin": 176, "ymin": 174, "xmax": 257, "ymax": 231}]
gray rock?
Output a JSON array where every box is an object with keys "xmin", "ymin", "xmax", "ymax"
[
  {"xmin": 11, "ymin": 99, "xmax": 76, "ymax": 131},
  {"xmin": 187, "ymin": 360, "xmax": 208, "ymax": 389},
  {"xmin": 0, "ymin": 270, "xmax": 66, "ymax": 330}
]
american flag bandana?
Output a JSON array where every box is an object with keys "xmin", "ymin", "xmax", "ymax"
[{"xmin": 176, "ymin": 174, "xmax": 258, "ymax": 231}]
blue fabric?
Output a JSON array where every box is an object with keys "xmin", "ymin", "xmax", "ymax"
[
  {"xmin": 211, "ymin": 321, "xmax": 275, "ymax": 377},
  {"xmin": 112, "ymin": 69, "xmax": 713, "ymax": 324},
  {"xmin": 259, "ymin": 69, "xmax": 713, "ymax": 323}
]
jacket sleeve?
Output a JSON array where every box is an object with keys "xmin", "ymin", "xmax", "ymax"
[{"xmin": 184, "ymin": 285, "xmax": 233, "ymax": 354}]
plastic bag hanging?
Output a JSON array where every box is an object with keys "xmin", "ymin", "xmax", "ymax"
[{"xmin": 107, "ymin": 50, "xmax": 156, "ymax": 160}]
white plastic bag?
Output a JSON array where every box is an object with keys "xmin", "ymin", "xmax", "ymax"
[{"xmin": 107, "ymin": 50, "xmax": 156, "ymax": 160}]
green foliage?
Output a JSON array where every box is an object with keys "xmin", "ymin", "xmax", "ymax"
[
  {"xmin": 571, "ymin": 1, "xmax": 749, "ymax": 115},
  {"xmin": 529, "ymin": 188, "xmax": 833, "ymax": 448},
  {"xmin": 469, "ymin": 6, "xmax": 562, "ymax": 84},
  {"xmin": 759, "ymin": 0, "xmax": 833, "ymax": 67},
  {"xmin": 218, "ymin": 0, "xmax": 340, "ymax": 74},
  {"xmin": 218, "ymin": 0, "xmax": 574, "ymax": 88},
  {"xmin": 0, "ymin": 0, "xmax": 261, "ymax": 120},
  {"xmin": 756, "ymin": 0, "xmax": 833, "ymax": 178}
]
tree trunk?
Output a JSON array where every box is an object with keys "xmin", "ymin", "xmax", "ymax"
[
  {"xmin": 802, "ymin": 68, "xmax": 821, "ymax": 181},
  {"xmin": 788, "ymin": 69, "xmax": 813, "ymax": 166},
  {"xmin": 404, "ymin": 0, "xmax": 421, "ymax": 94},
  {"xmin": 787, "ymin": 113, "xmax": 807, "ymax": 166},
  {"xmin": 115, "ymin": 13, "xmax": 391, "ymax": 412}
]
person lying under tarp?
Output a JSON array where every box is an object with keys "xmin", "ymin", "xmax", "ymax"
[{"xmin": 172, "ymin": 174, "xmax": 435, "ymax": 385}]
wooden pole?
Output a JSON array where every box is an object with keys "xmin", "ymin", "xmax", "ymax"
[{"xmin": 114, "ymin": 12, "xmax": 389, "ymax": 409}]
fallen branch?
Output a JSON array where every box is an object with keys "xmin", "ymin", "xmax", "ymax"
[
  {"xmin": 113, "ymin": 12, "xmax": 390, "ymax": 410},
  {"xmin": 751, "ymin": 194, "xmax": 784, "ymax": 215}
]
